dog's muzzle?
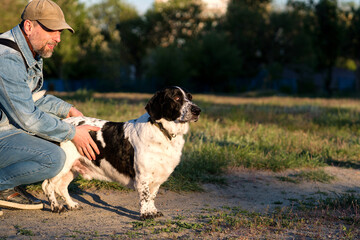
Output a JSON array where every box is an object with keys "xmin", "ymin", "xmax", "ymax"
[{"xmin": 191, "ymin": 105, "xmax": 201, "ymax": 122}]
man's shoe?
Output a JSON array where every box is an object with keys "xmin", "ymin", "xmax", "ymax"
[
  {"xmin": 0, "ymin": 188, "xmax": 43, "ymax": 210},
  {"xmin": 14, "ymin": 186, "xmax": 42, "ymax": 204},
  {"xmin": 0, "ymin": 208, "xmax": 3, "ymax": 216}
]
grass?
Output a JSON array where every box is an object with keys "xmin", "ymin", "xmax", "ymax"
[
  {"xmin": 121, "ymin": 203, "xmax": 360, "ymax": 239},
  {"xmin": 276, "ymin": 169, "xmax": 336, "ymax": 184},
  {"xmin": 14, "ymin": 225, "xmax": 34, "ymax": 236},
  {"xmin": 18, "ymin": 91, "xmax": 360, "ymax": 239},
  {"xmin": 43, "ymin": 91, "xmax": 360, "ymax": 191}
]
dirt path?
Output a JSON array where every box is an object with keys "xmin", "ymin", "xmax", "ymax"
[{"xmin": 1, "ymin": 166, "xmax": 359, "ymax": 239}]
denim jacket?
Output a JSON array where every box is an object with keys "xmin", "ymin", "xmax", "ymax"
[{"xmin": 0, "ymin": 25, "xmax": 75, "ymax": 142}]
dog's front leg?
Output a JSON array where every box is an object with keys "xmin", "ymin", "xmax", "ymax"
[
  {"xmin": 42, "ymin": 179, "xmax": 65, "ymax": 213},
  {"xmin": 136, "ymin": 179, "xmax": 162, "ymax": 220},
  {"xmin": 57, "ymin": 170, "xmax": 82, "ymax": 211}
]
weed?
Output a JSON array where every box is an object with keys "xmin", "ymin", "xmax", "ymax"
[
  {"xmin": 14, "ymin": 225, "xmax": 34, "ymax": 236},
  {"xmin": 296, "ymin": 169, "xmax": 335, "ymax": 183},
  {"xmin": 276, "ymin": 169, "xmax": 335, "ymax": 184}
]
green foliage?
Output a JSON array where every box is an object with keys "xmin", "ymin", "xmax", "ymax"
[
  {"xmin": 223, "ymin": 0, "xmax": 270, "ymax": 77},
  {"xmin": 143, "ymin": 44, "xmax": 190, "ymax": 91},
  {"xmin": 184, "ymin": 31, "xmax": 242, "ymax": 92},
  {"xmin": 44, "ymin": 0, "xmax": 89, "ymax": 79},
  {"xmin": 0, "ymin": 0, "xmax": 26, "ymax": 33},
  {"xmin": 144, "ymin": 31, "xmax": 242, "ymax": 92},
  {"xmin": 277, "ymin": 169, "xmax": 336, "ymax": 184},
  {"xmin": 14, "ymin": 225, "xmax": 34, "ymax": 236},
  {"xmin": 145, "ymin": 0, "xmax": 204, "ymax": 47},
  {"xmin": 3, "ymin": 0, "xmax": 360, "ymax": 93}
]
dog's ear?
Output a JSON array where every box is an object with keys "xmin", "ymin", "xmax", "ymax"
[{"xmin": 145, "ymin": 90, "xmax": 165, "ymax": 120}]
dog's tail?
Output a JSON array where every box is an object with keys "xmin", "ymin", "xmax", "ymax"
[{"xmin": 32, "ymin": 90, "xmax": 46, "ymax": 102}]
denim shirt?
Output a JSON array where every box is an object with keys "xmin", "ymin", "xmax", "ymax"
[{"xmin": 0, "ymin": 25, "xmax": 75, "ymax": 142}]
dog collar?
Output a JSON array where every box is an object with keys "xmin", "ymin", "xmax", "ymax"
[{"xmin": 148, "ymin": 117, "xmax": 176, "ymax": 140}]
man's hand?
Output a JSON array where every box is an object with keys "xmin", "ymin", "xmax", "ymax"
[
  {"xmin": 67, "ymin": 107, "xmax": 83, "ymax": 118},
  {"xmin": 72, "ymin": 125, "xmax": 100, "ymax": 160}
]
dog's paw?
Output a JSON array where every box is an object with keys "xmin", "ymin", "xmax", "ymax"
[
  {"xmin": 154, "ymin": 211, "xmax": 164, "ymax": 218},
  {"xmin": 68, "ymin": 203, "xmax": 83, "ymax": 211},
  {"xmin": 51, "ymin": 204, "xmax": 66, "ymax": 213},
  {"xmin": 140, "ymin": 211, "xmax": 164, "ymax": 220}
]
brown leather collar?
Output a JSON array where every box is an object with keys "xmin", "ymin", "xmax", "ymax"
[{"xmin": 148, "ymin": 117, "xmax": 175, "ymax": 140}]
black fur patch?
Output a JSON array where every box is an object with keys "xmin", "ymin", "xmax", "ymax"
[
  {"xmin": 145, "ymin": 86, "xmax": 185, "ymax": 121},
  {"xmin": 78, "ymin": 121, "xmax": 85, "ymax": 126},
  {"xmin": 90, "ymin": 122, "xmax": 135, "ymax": 179}
]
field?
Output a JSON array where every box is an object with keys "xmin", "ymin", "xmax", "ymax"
[
  {"xmin": 1, "ymin": 90, "xmax": 360, "ymax": 239},
  {"xmin": 69, "ymin": 90, "xmax": 360, "ymax": 187}
]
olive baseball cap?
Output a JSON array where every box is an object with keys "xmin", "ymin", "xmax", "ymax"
[{"xmin": 21, "ymin": 0, "xmax": 74, "ymax": 33}]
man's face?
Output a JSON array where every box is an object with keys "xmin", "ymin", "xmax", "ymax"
[{"xmin": 27, "ymin": 21, "xmax": 62, "ymax": 58}]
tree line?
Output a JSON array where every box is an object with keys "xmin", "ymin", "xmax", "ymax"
[{"xmin": 1, "ymin": 0, "xmax": 360, "ymax": 95}]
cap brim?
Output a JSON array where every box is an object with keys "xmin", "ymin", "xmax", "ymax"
[{"xmin": 37, "ymin": 19, "xmax": 75, "ymax": 33}]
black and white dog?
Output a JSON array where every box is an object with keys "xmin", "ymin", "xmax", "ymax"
[{"xmin": 41, "ymin": 86, "xmax": 201, "ymax": 220}]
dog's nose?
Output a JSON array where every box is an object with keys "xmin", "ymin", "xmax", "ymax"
[{"xmin": 191, "ymin": 105, "xmax": 201, "ymax": 115}]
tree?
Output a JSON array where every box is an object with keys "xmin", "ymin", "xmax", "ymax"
[
  {"xmin": 268, "ymin": 1, "xmax": 316, "ymax": 68},
  {"xmin": 314, "ymin": 0, "xmax": 345, "ymax": 95},
  {"xmin": 43, "ymin": 0, "xmax": 92, "ymax": 84},
  {"xmin": 144, "ymin": 0, "xmax": 204, "ymax": 47},
  {"xmin": 345, "ymin": 6, "xmax": 360, "ymax": 92},
  {"xmin": 143, "ymin": 45, "xmax": 190, "ymax": 91},
  {"xmin": 184, "ymin": 31, "xmax": 242, "ymax": 92},
  {"xmin": 0, "ymin": 0, "xmax": 27, "ymax": 33},
  {"xmin": 223, "ymin": 0, "xmax": 271, "ymax": 77},
  {"xmin": 83, "ymin": 0, "xmax": 139, "ymax": 90}
]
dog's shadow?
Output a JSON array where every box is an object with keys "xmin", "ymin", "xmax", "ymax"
[{"xmin": 43, "ymin": 191, "xmax": 139, "ymax": 220}]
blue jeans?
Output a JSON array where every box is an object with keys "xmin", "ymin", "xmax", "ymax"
[{"xmin": 0, "ymin": 131, "xmax": 66, "ymax": 191}]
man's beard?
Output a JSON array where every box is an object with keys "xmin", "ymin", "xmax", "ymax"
[{"xmin": 36, "ymin": 41, "xmax": 57, "ymax": 58}]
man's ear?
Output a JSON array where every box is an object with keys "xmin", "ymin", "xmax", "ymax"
[{"xmin": 23, "ymin": 20, "xmax": 34, "ymax": 36}]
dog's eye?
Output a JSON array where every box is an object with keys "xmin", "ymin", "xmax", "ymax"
[{"xmin": 174, "ymin": 97, "xmax": 181, "ymax": 101}]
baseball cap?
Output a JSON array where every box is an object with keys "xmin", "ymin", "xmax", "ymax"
[{"xmin": 21, "ymin": 0, "xmax": 75, "ymax": 33}]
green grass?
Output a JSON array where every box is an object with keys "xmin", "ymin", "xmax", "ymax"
[
  {"xmin": 276, "ymin": 169, "xmax": 336, "ymax": 184},
  {"xmin": 14, "ymin": 225, "xmax": 34, "ymax": 236},
  {"xmin": 45, "ymin": 93, "xmax": 360, "ymax": 191}
]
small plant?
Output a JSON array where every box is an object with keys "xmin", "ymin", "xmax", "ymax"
[
  {"xmin": 276, "ymin": 169, "xmax": 335, "ymax": 184},
  {"xmin": 296, "ymin": 169, "xmax": 335, "ymax": 183},
  {"xmin": 14, "ymin": 225, "xmax": 34, "ymax": 236}
]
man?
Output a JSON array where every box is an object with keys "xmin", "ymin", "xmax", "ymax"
[{"xmin": 0, "ymin": 0, "xmax": 100, "ymax": 217}]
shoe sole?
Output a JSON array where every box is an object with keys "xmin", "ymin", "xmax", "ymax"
[{"xmin": 0, "ymin": 200, "xmax": 43, "ymax": 210}]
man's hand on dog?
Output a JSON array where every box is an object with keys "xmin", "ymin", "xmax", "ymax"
[
  {"xmin": 67, "ymin": 106, "xmax": 84, "ymax": 118},
  {"xmin": 72, "ymin": 125, "xmax": 100, "ymax": 160},
  {"xmin": 66, "ymin": 107, "xmax": 100, "ymax": 160}
]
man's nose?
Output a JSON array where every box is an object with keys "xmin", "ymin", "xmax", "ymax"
[{"xmin": 53, "ymin": 31, "xmax": 61, "ymax": 43}]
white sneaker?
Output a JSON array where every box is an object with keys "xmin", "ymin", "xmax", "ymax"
[{"xmin": 0, "ymin": 188, "xmax": 43, "ymax": 210}]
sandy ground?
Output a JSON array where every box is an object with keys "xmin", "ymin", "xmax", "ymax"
[{"xmin": 1, "ymin": 166, "xmax": 360, "ymax": 239}]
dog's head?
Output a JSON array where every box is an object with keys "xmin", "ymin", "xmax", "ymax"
[{"xmin": 145, "ymin": 86, "xmax": 201, "ymax": 123}]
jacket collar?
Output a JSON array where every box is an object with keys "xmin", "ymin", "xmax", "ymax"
[
  {"xmin": 20, "ymin": 27, "xmax": 36, "ymax": 59},
  {"xmin": 12, "ymin": 25, "xmax": 43, "ymax": 69}
]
